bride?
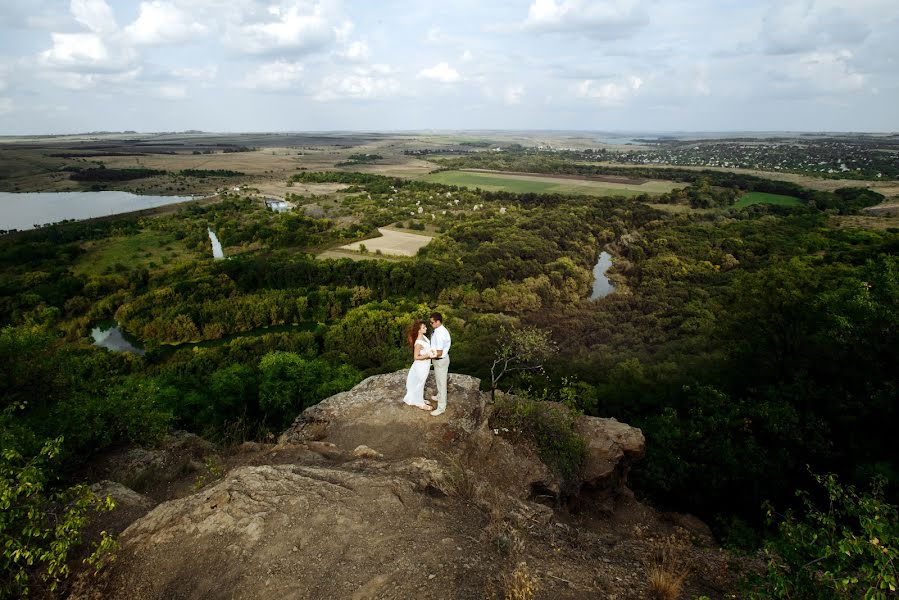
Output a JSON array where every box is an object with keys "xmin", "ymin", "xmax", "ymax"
[{"xmin": 402, "ymin": 319, "xmax": 436, "ymax": 410}]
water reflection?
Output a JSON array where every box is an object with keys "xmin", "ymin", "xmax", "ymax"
[
  {"xmin": 91, "ymin": 322, "xmax": 145, "ymax": 355},
  {"xmin": 591, "ymin": 251, "xmax": 615, "ymax": 299}
]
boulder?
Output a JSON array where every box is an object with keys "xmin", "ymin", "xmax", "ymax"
[{"xmin": 94, "ymin": 464, "xmax": 494, "ymax": 599}]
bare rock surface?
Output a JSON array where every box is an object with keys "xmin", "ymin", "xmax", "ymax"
[{"xmin": 78, "ymin": 371, "xmax": 739, "ymax": 599}]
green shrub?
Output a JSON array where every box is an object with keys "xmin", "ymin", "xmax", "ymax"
[
  {"xmin": 1, "ymin": 437, "xmax": 118, "ymax": 598},
  {"xmin": 491, "ymin": 394, "xmax": 587, "ymax": 480},
  {"xmin": 747, "ymin": 471, "xmax": 898, "ymax": 599}
]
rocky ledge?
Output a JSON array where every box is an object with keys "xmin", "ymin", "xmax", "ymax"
[{"xmin": 75, "ymin": 371, "xmax": 735, "ymax": 600}]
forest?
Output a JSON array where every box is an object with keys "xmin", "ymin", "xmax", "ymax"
[{"xmin": 1, "ymin": 166, "xmax": 897, "ymax": 598}]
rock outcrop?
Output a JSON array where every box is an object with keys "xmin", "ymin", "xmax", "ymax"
[{"xmin": 78, "ymin": 371, "xmax": 744, "ymax": 600}]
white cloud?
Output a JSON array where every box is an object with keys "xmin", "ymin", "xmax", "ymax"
[
  {"xmin": 225, "ymin": 3, "xmax": 338, "ymax": 55},
  {"xmin": 461, "ymin": 50, "xmax": 473, "ymax": 62},
  {"xmin": 504, "ymin": 84, "xmax": 524, "ymax": 105},
  {"xmin": 771, "ymin": 49, "xmax": 866, "ymax": 94},
  {"xmin": 242, "ymin": 60, "xmax": 305, "ymax": 91},
  {"xmin": 125, "ymin": 1, "xmax": 208, "ymax": 46},
  {"xmin": 0, "ymin": 98, "xmax": 13, "ymax": 114},
  {"xmin": 155, "ymin": 84, "xmax": 187, "ymax": 99},
  {"xmin": 575, "ymin": 75, "xmax": 643, "ymax": 105},
  {"xmin": 418, "ymin": 62, "xmax": 461, "ymax": 83},
  {"xmin": 763, "ymin": 1, "xmax": 871, "ymax": 55},
  {"xmin": 339, "ymin": 40, "xmax": 370, "ymax": 61},
  {"xmin": 39, "ymin": 32, "xmax": 136, "ymax": 72},
  {"xmin": 314, "ymin": 66, "xmax": 400, "ymax": 100},
  {"xmin": 171, "ymin": 65, "xmax": 218, "ymax": 82},
  {"xmin": 71, "ymin": 0, "xmax": 118, "ymax": 34},
  {"xmin": 522, "ymin": 0, "xmax": 649, "ymax": 38},
  {"xmin": 47, "ymin": 67, "xmax": 142, "ymax": 90}
]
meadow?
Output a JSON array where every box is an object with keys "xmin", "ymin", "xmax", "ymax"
[{"xmin": 420, "ymin": 169, "xmax": 680, "ymax": 197}]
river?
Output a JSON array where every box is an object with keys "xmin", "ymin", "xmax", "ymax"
[
  {"xmin": 208, "ymin": 228, "xmax": 224, "ymax": 259},
  {"xmin": 591, "ymin": 251, "xmax": 615, "ymax": 299},
  {"xmin": 0, "ymin": 191, "xmax": 195, "ymax": 231}
]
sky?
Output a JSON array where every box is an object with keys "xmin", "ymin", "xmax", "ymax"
[{"xmin": 0, "ymin": 0, "xmax": 897, "ymax": 134}]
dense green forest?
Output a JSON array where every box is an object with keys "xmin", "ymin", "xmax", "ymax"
[{"xmin": 2, "ymin": 169, "xmax": 897, "ymax": 597}]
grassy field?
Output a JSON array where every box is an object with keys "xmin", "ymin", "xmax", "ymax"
[
  {"xmin": 74, "ymin": 230, "xmax": 200, "ymax": 276},
  {"xmin": 419, "ymin": 170, "xmax": 680, "ymax": 197},
  {"xmin": 735, "ymin": 191, "xmax": 804, "ymax": 208}
]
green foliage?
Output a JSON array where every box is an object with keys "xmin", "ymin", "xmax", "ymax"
[
  {"xmin": 490, "ymin": 325, "xmax": 557, "ymax": 399},
  {"xmin": 179, "ymin": 169, "xmax": 244, "ymax": 178},
  {"xmin": 259, "ymin": 351, "xmax": 362, "ymax": 427},
  {"xmin": 491, "ymin": 394, "xmax": 587, "ymax": 480},
  {"xmin": 748, "ymin": 472, "xmax": 898, "ymax": 600},
  {"xmin": 0, "ymin": 437, "xmax": 118, "ymax": 598}
]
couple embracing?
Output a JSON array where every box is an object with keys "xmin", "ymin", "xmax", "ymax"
[{"xmin": 402, "ymin": 312, "xmax": 451, "ymax": 417}]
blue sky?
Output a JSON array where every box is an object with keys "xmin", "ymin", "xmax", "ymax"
[{"xmin": 0, "ymin": 0, "xmax": 897, "ymax": 134}]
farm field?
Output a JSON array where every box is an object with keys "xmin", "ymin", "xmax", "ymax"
[
  {"xmin": 420, "ymin": 169, "xmax": 681, "ymax": 197},
  {"xmin": 333, "ymin": 227, "xmax": 433, "ymax": 257},
  {"xmin": 735, "ymin": 191, "xmax": 804, "ymax": 208}
]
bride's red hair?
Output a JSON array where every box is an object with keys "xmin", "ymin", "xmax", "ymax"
[{"xmin": 407, "ymin": 320, "xmax": 424, "ymax": 348}]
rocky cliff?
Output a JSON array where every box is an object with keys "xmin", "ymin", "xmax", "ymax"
[{"xmin": 74, "ymin": 371, "xmax": 734, "ymax": 599}]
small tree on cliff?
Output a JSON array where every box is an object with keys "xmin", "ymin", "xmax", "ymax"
[{"xmin": 490, "ymin": 326, "xmax": 557, "ymax": 402}]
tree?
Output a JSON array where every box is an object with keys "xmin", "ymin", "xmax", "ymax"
[{"xmin": 490, "ymin": 326, "xmax": 557, "ymax": 401}]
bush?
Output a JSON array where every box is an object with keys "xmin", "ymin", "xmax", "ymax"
[
  {"xmin": 0, "ymin": 437, "xmax": 117, "ymax": 598},
  {"xmin": 747, "ymin": 471, "xmax": 898, "ymax": 599},
  {"xmin": 491, "ymin": 394, "xmax": 587, "ymax": 480}
]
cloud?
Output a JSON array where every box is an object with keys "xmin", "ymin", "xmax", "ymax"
[
  {"xmin": 314, "ymin": 66, "xmax": 400, "ymax": 100},
  {"xmin": 770, "ymin": 49, "xmax": 866, "ymax": 94},
  {"xmin": 504, "ymin": 84, "xmax": 524, "ymax": 105},
  {"xmin": 225, "ymin": 3, "xmax": 338, "ymax": 55},
  {"xmin": 0, "ymin": 98, "xmax": 13, "ymax": 114},
  {"xmin": 39, "ymin": 32, "xmax": 136, "ymax": 72},
  {"xmin": 418, "ymin": 62, "xmax": 461, "ymax": 83},
  {"xmin": 575, "ymin": 75, "xmax": 643, "ymax": 105},
  {"xmin": 241, "ymin": 60, "xmax": 305, "ymax": 92},
  {"xmin": 155, "ymin": 84, "xmax": 187, "ymax": 99},
  {"xmin": 124, "ymin": 1, "xmax": 208, "ymax": 45},
  {"xmin": 46, "ymin": 67, "xmax": 142, "ymax": 91},
  {"xmin": 339, "ymin": 40, "xmax": 370, "ymax": 61},
  {"xmin": 171, "ymin": 65, "xmax": 218, "ymax": 82},
  {"xmin": 522, "ymin": 0, "xmax": 649, "ymax": 38},
  {"xmin": 763, "ymin": 1, "xmax": 871, "ymax": 55},
  {"xmin": 71, "ymin": 0, "xmax": 118, "ymax": 34}
]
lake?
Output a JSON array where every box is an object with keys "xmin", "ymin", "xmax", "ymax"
[
  {"xmin": 591, "ymin": 251, "xmax": 615, "ymax": 299},
  {"xmin": 0, "ymin": 191, "xmax": 195, "ymax": 231}
]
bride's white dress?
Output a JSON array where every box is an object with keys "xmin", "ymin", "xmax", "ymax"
[{"xmin": 403, "ymin": 338, "xmax": 431, "ymax": 407}]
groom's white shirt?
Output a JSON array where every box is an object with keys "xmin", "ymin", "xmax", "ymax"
[{"xmin": 431, "ymin": 325, "xmax": 451, "ymax": 359}]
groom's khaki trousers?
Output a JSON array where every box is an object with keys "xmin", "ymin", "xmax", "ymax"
[{"xmin": 432, "ymin": 356, "xmax": 450, "ymax": 410}]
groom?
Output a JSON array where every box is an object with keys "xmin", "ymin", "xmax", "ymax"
[{"xmin": 429, "ymin": 312, "xmax": 451, "ymax": 417}]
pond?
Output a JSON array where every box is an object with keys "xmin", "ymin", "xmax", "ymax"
[
  {"xmin": 591, "ymin": 251, "xmax": 615, "ymax": 299},
  {"xmin": 0, "ymin": 191, "xmax": 195, "ymax": 231},
  {"xmin": 91, "ymin": 322, "xmax": 146, "ymax": 355}
]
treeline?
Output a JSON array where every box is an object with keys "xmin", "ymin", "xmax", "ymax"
[
  {"xmin": 67, "ymin": 167, "xmax": 166, "ymax": 182},
  {"xmin": 179, "ymin": 169, "xmax": 245, "ymax": 178},
  {"xmin": 436, "ymin": 153, "xmax": 885, "ymax": 213}
]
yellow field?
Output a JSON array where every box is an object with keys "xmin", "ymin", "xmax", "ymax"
[{"xmin": 335, "ymin": 227, "xmax": 433, "ymax": 257}]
